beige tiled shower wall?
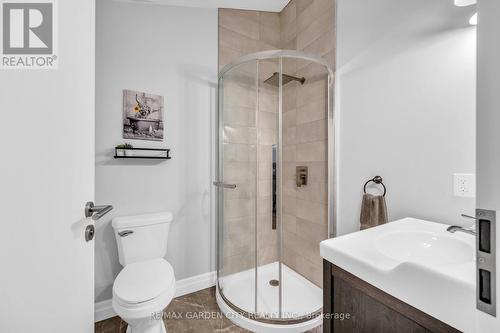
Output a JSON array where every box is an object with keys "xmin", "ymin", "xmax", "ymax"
[
  {"xmin": 218, "ymin": 1, "xmax": 335, "ymax": 285},
  {"xmin": 281, "ymin": 0, "xmax": 335, "ymax": 287},
  {"xmin": 219, "ymin": 9, "xmax": 281, "ymax": 275},
  {"xmin": 220, "ymin": 64, "xmax": 258, "ymax": 276},
  {"xmin": 219, "ymin": 9, "xmax": 281, "ymax": 70}
]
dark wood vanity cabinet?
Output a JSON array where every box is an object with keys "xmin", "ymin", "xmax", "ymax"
[{"xmin": 323, "ymin": 260, "xmax": 462, "ymax": 333}]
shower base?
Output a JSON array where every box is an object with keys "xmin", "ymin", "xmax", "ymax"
[{"xmin": 216, "ymin": 262, "xmax": 322, "ymax": 333}]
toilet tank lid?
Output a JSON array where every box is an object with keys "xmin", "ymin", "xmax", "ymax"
[{"xmin": 112, "ymin": 212, "xmax": 173, "ymax": 229}]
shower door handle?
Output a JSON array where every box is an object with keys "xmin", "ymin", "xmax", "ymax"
[{"xmin": 213, "ymin": 181, "xmax": 237, "ymax": 189}]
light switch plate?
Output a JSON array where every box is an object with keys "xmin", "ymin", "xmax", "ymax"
[{"xmin": 454, "ymin": 173, "xmax": 476, "ymax": 197}]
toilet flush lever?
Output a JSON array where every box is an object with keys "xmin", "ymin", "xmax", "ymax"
[{"xmin": 118, "ymin": 230, "xmax": 134, "ymax": 237}]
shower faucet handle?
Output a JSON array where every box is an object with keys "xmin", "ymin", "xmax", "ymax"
[{"xmin": 296, "ymin": 166, "xmax": 308, "ymax": 187}]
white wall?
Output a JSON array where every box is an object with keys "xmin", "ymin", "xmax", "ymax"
[
  {"xmin": 95, "ymin": 0, "xmax": 217, "ymax": 303},
  {"xmin": 475, "ymin": 0, "xmax": 500, "ymax": 331},
  {"xmin": 476, "ymin": 0, "xmax": 500, "ymax": 211},
  {"xmin": 336, "ymin": 0, "xmax": 477, "ymax": 235}
]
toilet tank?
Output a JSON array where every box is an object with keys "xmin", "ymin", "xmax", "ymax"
[{"xmin": 112, "ymin": 212, "xmax": 173, "ymax": 266}]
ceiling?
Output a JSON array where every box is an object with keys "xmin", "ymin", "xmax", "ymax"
[{"xmin": 113, "ymin": 0, "xmax": 291, "ymax": 12}]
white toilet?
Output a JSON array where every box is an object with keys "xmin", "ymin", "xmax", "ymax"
[{"xmin": 111, "ymin": 212, "xmax": 175, "ymax": 333}]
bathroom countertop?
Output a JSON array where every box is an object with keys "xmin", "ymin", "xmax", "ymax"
[{"xmin": 320, "ymin": 217, "xmax": 476, "ymax": 333}]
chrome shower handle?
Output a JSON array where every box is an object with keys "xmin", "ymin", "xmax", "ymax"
[{"xmin": 213, "ymin": 181, "xmax": 237, "ymax": 189}]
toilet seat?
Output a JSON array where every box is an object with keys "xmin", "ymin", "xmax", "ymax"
[{"xmin": 113, "ymin": 258, "xmax": 175, "ymax": 306}]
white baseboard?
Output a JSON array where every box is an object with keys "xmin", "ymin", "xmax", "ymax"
[
  {"xmin": 174, "ymin": 270, "xmax": 217, "ymax": 298},
  {"xmin": 95, "ymin": 299, "xmax": 115, "ymax": 323},
  {"xmin": 95, "ymin": 270, "xmax": 216, "ymax": 322}
]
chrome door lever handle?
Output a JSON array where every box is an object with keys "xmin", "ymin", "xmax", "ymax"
[
  {"xmin": 213, "ymin": 181, "xmax": 237, "ymax": 189},
  {"xmin": 85, "ymin": 201, "xmax": 114, "ymax": 221}
]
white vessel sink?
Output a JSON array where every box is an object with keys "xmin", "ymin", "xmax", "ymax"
[{"xmin": 320, "ymin": 218, "xmax": 476, "ymax": 332}]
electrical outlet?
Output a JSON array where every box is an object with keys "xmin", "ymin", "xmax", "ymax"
[{"xmin": 453, "ymin": 173, "xmax": 476, "ymax": 197}]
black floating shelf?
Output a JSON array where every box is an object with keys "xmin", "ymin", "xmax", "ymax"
[{"xmin": 114, "ymin": 147, "xmax": 171, "ymax": 160}]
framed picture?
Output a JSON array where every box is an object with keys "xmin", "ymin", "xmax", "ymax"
[{"xmin": 123, "ymin": 89, "xmax": 164, "ymax": 141}]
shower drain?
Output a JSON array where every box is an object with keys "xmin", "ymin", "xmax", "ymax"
[{"xmin": 269, "ymin": 279, "xmax": 280, "ymax": 287}]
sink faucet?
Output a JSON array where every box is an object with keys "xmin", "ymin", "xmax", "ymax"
[
  {"xmin": 446, "ymin": 213, "xmax": 478, "ymax": 236},
  {"xmin": 446, "ymin": 225, "xmax": 476, "ymax": 236}
]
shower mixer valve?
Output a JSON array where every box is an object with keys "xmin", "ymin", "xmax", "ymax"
[{"xmin": 296, "ymin": 166, "xmax": 308, "ymax": 187}]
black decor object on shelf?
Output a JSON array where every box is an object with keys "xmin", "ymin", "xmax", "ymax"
[{"xmin": 114, "ymin": 147, "xmax": 171, "ymax": 160}]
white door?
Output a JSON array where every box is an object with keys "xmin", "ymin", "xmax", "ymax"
[
  {"xmin": 0, "ymin": 1, "xmax": 96, "ymax": 332},
  {"xmin": 475, "ymin": 0, "xmax": 500, "ymax": 331}
]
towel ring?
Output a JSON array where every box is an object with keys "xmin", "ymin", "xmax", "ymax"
[{"xmin": 363, "ymin": 176, "xmax": 386, "ymax": 197}]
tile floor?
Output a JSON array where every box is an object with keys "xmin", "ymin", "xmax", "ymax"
[{"xmin": 95, "ymin": 287, "xmax": 322, "ymax": 333}]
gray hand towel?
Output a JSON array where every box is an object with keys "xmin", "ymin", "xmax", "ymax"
[{"xmin": 360, "ymin": 193, "xmax": 388, "ymax": 230}]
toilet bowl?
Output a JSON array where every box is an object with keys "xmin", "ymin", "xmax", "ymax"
[
  {"xmin": 111, "ymin": 212, "xmax": 175, "ymax": 333},
  {"xmin": 112, "ymin": 258, "xmax": 175, "ymax": 333}
]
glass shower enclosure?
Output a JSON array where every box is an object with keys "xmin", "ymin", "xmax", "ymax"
[{"xmin": 214, "ymin": 50, "xmax": 334, "ymax": 330}]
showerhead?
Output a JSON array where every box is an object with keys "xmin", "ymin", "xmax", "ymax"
[{"xmin": 264, "ymin": 72, "xmax": 306, "ymax": 87}]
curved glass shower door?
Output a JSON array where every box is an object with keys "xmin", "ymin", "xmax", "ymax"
[
  {"xmin": 217, "ymin": 59, "xmax": 259, "ymax": 314},
  {"xmin": 216, "ymin": 51, "xmax": 333, "ymax": 325}
]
